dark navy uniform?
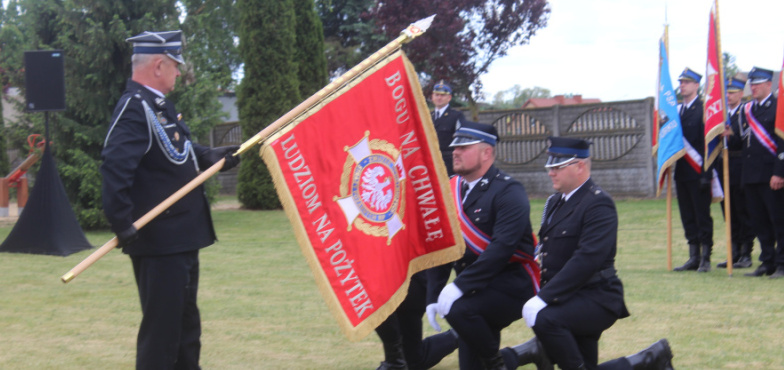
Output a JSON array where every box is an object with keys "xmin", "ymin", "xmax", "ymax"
[
  {"xmin": 716, "ymin": 100, "xmax": 755, "ymax": 265},
  {"xmin": 533, "ymin": 179, "xmax": 629, "ymax": 370},
  {"xmin": 740, "ymin": 92, "xmax": 784, "ymax": 275},
  {"xmin": 438, "ymin": 165, "xmax": 538, "ymax": 369},
  {"xmin": 101, "ymin": 79, "xmax": 217, "ymax": 369},
  {"xmin": 432, "ymin": 106, "xmax": 465, "ymax": 176},
  {"xmin": 674, "ymin": 97, "xmax": 714, "ymax": 252}
]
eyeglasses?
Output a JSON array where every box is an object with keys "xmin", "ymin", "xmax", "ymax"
[{"xmin": 546, "ymin": 160, "xmax": 581, "ymax": 172}]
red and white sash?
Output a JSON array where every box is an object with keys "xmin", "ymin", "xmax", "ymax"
[
  {"xmin": 682, "ymin": 138, "xmax": 703, "ymax": 173},
  {"xmin": 450, "ymin": 176, "xmax": 541, "ymax": 292},
  {"xmin": 744, "ymin": 101, "xmax": 777, "ymax": 156}
]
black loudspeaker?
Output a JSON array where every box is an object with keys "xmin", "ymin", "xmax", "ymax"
[{"xmin": 24, "ymin": 50, "xmax": 66, "ymax": 112}]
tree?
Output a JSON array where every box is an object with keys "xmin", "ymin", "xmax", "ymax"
[
  {"xmin": 293, "ymin": 0, "xmax": 328, "ymax": 97},
  {"xmin": 317, "ymin": 0, "xmax": 376, "ymax": 78},
  {"xmin": 1, "ymin": 0, "xmax": 28, "ymax": 176},
  {"xmin": 175, "ymin": 0, "xmax": 242, "ymax": 141},
  {"xmin": 723, "ymin": 52, "xmax": 739, "ymax": 81},
  {"xmin": 368, "ymin": 0, "xmax": 550, "ymax": 118},
  {"xmin": 1, "ymin": 0, "xmax": 237, "ymax": 228},
  {"xmin": 236, "ymin": 0, "xmax": 300, "ymax": 209},
  {"xmin": 490, "ymin": 85, "xmax": 550, "ymax": 109}
]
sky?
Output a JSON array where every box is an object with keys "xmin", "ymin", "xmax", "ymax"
[{"xmin": 479, "ymin": 0, "xmax": 784, "ymax": 103}]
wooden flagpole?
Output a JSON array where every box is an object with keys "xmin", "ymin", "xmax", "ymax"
[
  {"xmin": 713, "ymin": 0, "xmax": 732, "ymax": 276},
  {"xmin": 666, "ymin": 168, "xmax": 673, "ymax": 271},
  {"xmin": 61, "ymin": 15, "xmax": 436, "ymax": 283}
]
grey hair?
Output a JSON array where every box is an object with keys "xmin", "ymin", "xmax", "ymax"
[{"xmin": 131, "ymin": 53, "xmax": 158, "ymax": 71}]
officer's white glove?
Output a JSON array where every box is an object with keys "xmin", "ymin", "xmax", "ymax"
[
  {"xmin": 523, "ymin": 295, "xmax": 548, "ymax": 327},
  {"xmin": 426, "ymin": 303, "xmax": 441, "ymax": 332},
  {"xmin": 436, "ymin": 283, "xmax": 463, "ymax": 316}
]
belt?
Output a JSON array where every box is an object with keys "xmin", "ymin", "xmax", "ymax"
[{"xmin": 586, "ymin": 267, "xmax": 616, "ymax": 284}]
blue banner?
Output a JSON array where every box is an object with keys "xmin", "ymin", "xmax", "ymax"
[{"xmin": 656, "ymin": 38, "xmax": 685, "ymax": 195}]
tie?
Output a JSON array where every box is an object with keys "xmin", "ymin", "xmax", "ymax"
[
  {"xmin": 461, "ymin": 181, "xmax": 469, "ymax": 203},
  {"xmin": 435, "ymin": 110, "xmax": 441, "ymax": 120},
  {"xmin": 546, "ymin": 196, "xmax": 564, "ymax": 224}
]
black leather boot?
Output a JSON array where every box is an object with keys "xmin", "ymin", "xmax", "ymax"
[
  {"xmin": 733, "ymin": 242, "xmax": 753, "ymax": 268},
  {"xmin": 509, "ymin": 337, "xmax": 553, "ymax": 370},
  {"xmin": 674, "ymin": 244, "xmax": 700, "ymax": 271},
  {"xmin": 480, "ymin": 353, "xmax": 506, "ymax": 370},
  {"xmin": 716, "ymin": 243, "xmax": 739, "ymax": 268},
  {"xmin": 697, "ymin": 244, "xmax": 711, "ymax": 272},
  {"xmin": 744, "ymin": 264, "xmax": 774, "ymax": 277},
  {"xmin": 376, "ymin": 337, "xmax": 408, "ymax": 370},
  {"xmin": 626, "ymin": 338, "xmax": 674, "ymax": 370}
]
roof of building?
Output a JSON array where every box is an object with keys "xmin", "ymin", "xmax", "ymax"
[{"xmin": 522, "ymin": 94, "xmax": 601, "ymax": 109}]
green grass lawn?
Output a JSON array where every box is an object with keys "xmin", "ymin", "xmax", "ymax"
[{"xmin": 0, "ymin": 197, "xmax": 782, "ymax": 369}]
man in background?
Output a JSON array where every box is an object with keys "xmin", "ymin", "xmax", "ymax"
[
  {"xmin": 740, "ymin": 67, "xmax": 784, "ymax": 278},
  {"xmin": 716, "ymin": 76, "xmax": 755, "ymax": 269},
  {"xmin": 431, "ymin": 81, "xmax": 466, "ymax": 176}
]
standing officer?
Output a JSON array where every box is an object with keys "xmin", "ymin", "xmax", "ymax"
[
  {"xmin": 101, "ymin": 30, "xmax": 239, "ymax": 369},
  {"xmin": 673, "ymin": 68, "xmax": 714, "ymax": 273},
  {"xmin": 428, "ymin": 121, "xmax": 540, "ymax": 369},
  {"xmin": 740, "ymin": 67, "xmax": 784, "ymax": 278},
  {"xmin": 716, "ymin": 76, "xmax": 755, "ymax": 269},
  {"xmin": 431, "ymin": 81, "xmax": 466, "ymax": 176},
  {"xmin": 511, "ymin": 137, "xmax": 673, "ymax": 370}
]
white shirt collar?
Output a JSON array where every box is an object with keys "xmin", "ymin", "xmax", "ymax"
[
  {"xmin": 682, "ymin": 95, "xmax": 698, "ymax": 110},
  {"xmin": 757, "ymin": 93, "xmax": 773, "ymax": 106},
  {"xmin": 144, "ymin": 85, "xmax": 166, "ymax": 99},
  {"xmin": 562, "ymin": 178, "xmax": 590, "ymax": 202},
  {"xmin": 435, "ymin": 104, "xmax": 449, "ymax": 117}
]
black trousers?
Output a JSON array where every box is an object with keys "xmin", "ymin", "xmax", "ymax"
[
  {"xmin": 744, "ymin": 183, "xmax": 784, "ymax": 268},
  {"xmin": 675, "ymin": 179, "xmax": 713, "ymax": 246},
  {"xmin": 445, "ymin": 283, "xmax": 532, "ymax": 369},
  {"xmin": 720, "ymin": 184, "xmax": 755, "ymax": 246},
  {"xmin": 131, "ymin": 251, "xmax": 201, "ymax": 370},
  {"xmin": 375, "ymin": 271, "xmax": 457, "ymax": 370},
  {"xmin": 532, "ymin": 294, "xmax": 622, "ymax": 370}
]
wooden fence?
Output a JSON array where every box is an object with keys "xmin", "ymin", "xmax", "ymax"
[{"xmin": 211, "ymin": 98, "xmax": 656, "ymax": 198}]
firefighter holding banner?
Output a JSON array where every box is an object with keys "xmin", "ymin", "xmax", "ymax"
[
  {"xmin": 100, "ymin": 30, "xmax": 239, "ymax": 368},
  {"xmin": 672, "ymin": 68, "xmax": 715, "ymax": 273},
  {"xmin": 427, "ymin": 121, "xmax": 540, "ymax": 369}
]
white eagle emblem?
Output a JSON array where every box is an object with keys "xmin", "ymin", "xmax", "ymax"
[{"xmin": 361, "ymin": 166, "xmax": 393, "ymax": 211}]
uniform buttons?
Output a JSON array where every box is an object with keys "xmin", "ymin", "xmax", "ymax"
[
  {"xmin": 542, "ymin": 268, "xmax": 547, "ymax": 273},
  {"xmin": 561, "ymin": 230, "xmax": 567, "ymax": 235},
  {"xmin": 542, "ymin": 252, "xmax": 548, "ymax": 257},
  {"xmin": 553, "ymin": 298, "xmax": 559, "ymax": 303},
  {"xmin": 543, "ymin": 236, "xmax": 549, "ymax": 241},
  {"xmin": 475, "ymin": 218, "xmax": 480, "ymax": 222}
]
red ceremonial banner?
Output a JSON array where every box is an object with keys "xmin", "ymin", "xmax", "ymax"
[
  {"xmin": 703, "ymin": 3, "xmax": 726, "ymax": 169},
  {"xmin": 260, "ymin": 50, "xmax": 464, "ymax": 341}
]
